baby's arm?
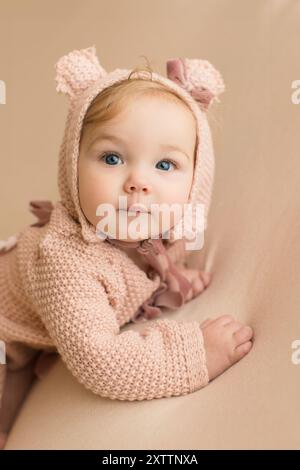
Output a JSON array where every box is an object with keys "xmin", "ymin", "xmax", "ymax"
[{"xmin": 31, "ymin": 239, "xmax": 209, "ymax": 401}]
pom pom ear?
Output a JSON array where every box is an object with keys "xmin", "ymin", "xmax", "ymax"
[
  {"xmin": 166, "ymin": 57, "xmax": 225, "ymax": 110},
  {"xmin": 54, "ymin": 45, "xmax": 107, "ymax": 99}
]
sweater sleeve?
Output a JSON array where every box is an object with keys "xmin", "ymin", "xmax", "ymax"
[{"xmin": 32, "ymin": 238, "xmax": 209, "ymax": 401}]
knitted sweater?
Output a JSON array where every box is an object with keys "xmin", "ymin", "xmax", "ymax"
[
  {"xmin": 0, "ymin": 46, "xmax": 226, "ymax": 402},
  {"xmin": 0, "ymin": 201, "xmax": 209, "ymax": 401}
]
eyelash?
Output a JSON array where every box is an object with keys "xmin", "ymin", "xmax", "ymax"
[{"xmin": 99, "ymin": 151, "xmax": 179, "ymax": 170}]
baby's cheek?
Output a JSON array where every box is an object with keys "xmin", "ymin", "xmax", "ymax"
[
  {"xmin": 166, "ymin": 173, "xmax": 192, "ymax": 203},
  {"xmin": 79, "ymin": 170, "xmax": 112, "ymax": 223}
]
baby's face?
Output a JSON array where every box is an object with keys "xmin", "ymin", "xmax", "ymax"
[{"xmin": 78, "ymin": 95, "xmax": 196, "ymax": 241}]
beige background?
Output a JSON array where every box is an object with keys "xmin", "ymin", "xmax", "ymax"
[{"xmin": 1, "ymin": 0, "xmax": 300, "ymax": 450}]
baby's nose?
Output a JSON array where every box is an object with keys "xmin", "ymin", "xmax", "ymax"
[{"xmin": 124, "ymin": 180, "xmax": 152, "ymax": 194}]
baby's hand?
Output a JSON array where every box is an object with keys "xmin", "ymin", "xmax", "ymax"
[
  {"xmin": 200, "ymin": 315, "xmax": 254, "ymax": 381},
  {"xmin": 178, "ymin": 265, "xmax": 212, "ymax": 300}
]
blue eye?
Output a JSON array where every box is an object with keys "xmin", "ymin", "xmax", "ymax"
[
  {"xmin": 99, "ymin": 153, "xmax": 177, "ymax": 171},
  {"xmin": 101, "ymin": 152, "xmax": 122, "ymax": 165},
  {"xmin": 156, "ymin": 159, "xmax": 177, "ymax": 171}
]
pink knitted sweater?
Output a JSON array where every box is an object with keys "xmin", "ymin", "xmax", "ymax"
[
  {"xmin": 0, "ymin": 46, "xmax": 225, "ymax": 402},
  {"xmin": 0, "ymin": 202, "xmax": 208, "ymax": 400}
]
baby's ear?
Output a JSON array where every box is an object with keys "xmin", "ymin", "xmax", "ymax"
[
  {"xmin": 54, "ymin": 45, "xmax": 107, "ymax": 100},
  {"xmin": 166, "ymin": 57, "xmax": 225, "ymax": 111}
]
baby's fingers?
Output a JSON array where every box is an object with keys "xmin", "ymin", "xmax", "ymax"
[
  {"xmin": 200, "ymin": 318, "xmax": 214, "ymax": 328},
  {"xmin": 234, "ymin": 340, "xmax": 253, "ymax": 361},
  {"xmin": 199, "ymin": 271, "xmax": 212, "ymax": 287},
  {"xmin": 233, "ymin": 325, "xmax": 254, "ymax": 346},
  {"xmin": 192, "ymin": 277, "xmax": 205, "ymax": 293}
]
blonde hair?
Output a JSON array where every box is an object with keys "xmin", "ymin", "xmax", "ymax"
[{"xmin": 80, "ymin": 58, "xmax": 198, "ymax": 155}]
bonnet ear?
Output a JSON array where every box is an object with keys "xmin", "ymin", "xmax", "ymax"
[
  {"xmin": 166, "ymin": 57, "xmax": 225, "ymax": 110},
  {"xmin": 54, "ymin": 45, "xmax": 107, "ymax": 99}
]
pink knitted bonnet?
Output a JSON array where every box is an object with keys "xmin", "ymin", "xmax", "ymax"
[
  {"xmin": 29, "ymin": 46, "xmax": 225, "ymax": 322},
  {"xmin": 53, "ymin": 45, "xmax": 224, "ymax": 244}
]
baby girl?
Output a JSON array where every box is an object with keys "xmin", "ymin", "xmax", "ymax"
[{"xmin": 0, "ymin": 46, "xmax": 253, "ymax": 447}]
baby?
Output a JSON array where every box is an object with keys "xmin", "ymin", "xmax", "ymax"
[{"xmin": 0, "ymin": 47, "xmax": 253, "ymax": 448}]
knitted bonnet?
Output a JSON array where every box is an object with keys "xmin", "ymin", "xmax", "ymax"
[
  {"xmin": 28, "ymin": 46, "xmax": 225, "ymax": 322},
  {"xmin": 54, "ymin": 45, "xmax": 225, "ymax": 247}
]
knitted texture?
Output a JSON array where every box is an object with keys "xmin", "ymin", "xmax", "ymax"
[
  {"xmin": 0, "ymin": 46, "xmax": 225, "ymax": 402},
  {"xmin": 0, "ymin": 202, "xmax": 208, "ymax": 401}
]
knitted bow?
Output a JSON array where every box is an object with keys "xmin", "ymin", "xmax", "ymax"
[{"xmin": 166, "ymin": 57, "xmax": 225, "ymax": 110}]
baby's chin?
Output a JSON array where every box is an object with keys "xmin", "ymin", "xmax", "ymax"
[{"xmin": 105, "ymin": 226, "xmax": 166, "ymax": 243}]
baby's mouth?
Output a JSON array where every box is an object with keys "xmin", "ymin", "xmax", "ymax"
[
  {"xmin": 128, "ymin": 203, "xmax": 149, "ymax": 214},
  {"xmin": 118, "ymin": 203, "xmax": 150, "ymax": 215}
]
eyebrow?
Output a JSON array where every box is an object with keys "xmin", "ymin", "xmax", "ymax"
[{"xmin": 88, "ymin": 132, "xmax": 190, "ymax": 160}]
